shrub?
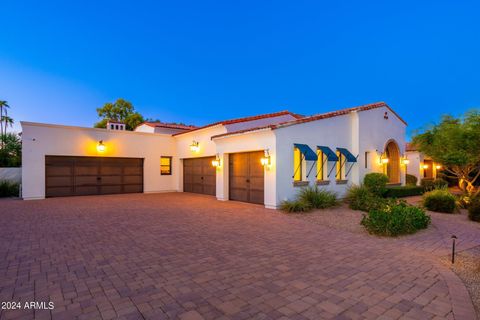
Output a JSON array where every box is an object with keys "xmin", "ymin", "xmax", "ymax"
[
  {"xmin": 298, "ymin": 186, "xmax": 338, "ymax": 209},
  {"xmin": 384, "ymin": 186, "xmax": 425, "ymax": 198},
  {"xmin": 423, "ymin": 189, "xmax": 456, "ymax": 213},
  {"xmin": 361, "ymin": 202, "xmax": 431, "ymax": 236},
  {"xmin": 346, "ymin": 185, "xmax": 386, "ymax": 212},
  {"xmin": 468, "ymin": 196, "xmax": 480, "ymax": 222},
  {"xmin": 406, "ymin": 174, "xmax": 418, "ymax": 186},
  {"xmin": 0, "ymin": 180, "xmax": 20, "ymax": 197},
  {"xmin": 363, "ymin": 173, "xmax": 389, "ymax": 196},
  {"xmin": 280, "ymin": 199, "xmax": 311, "ymax": 213},
  {"xmin": 421, "ymin": 178, "xmax": 448, "ymax": 191}
]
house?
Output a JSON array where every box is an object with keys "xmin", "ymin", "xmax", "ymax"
[
  {"xmin": 21, "ymin": 101, "xmax": 407, "ymax": 208},
  {"xmin": 405, "ymin": 142, "xmax": 442, "ymax": 184}
]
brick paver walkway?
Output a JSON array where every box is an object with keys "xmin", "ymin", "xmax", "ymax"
[{"xmin": 0, "ymin": 193, "xmax": 476, "ymax": 320}]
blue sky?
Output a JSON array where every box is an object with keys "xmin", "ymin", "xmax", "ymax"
[{"xmin": 1, "ymin": 1, "xmax": 479, "ymax": 137}]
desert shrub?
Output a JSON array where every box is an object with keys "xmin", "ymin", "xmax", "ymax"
[
  {"xmin": 406, "ymin": 174, "xmax": 418, "ymax": 186},
  {"xmin": 433, "ymin": 178, "xmax": 449, "ymax": 189},
  {"xmin": 0, "ymin": 180, "xmax": 20, "ymax": 197},
  {"xmin": 468, "ymin": 196, "xmax": 480, "ymax": 222},
  {"xmin": 361, "ymin": 202, "xmax": 431, "ymax": 236},
  {"xmin": 280, "ymin": 199, "xmax": 311, "ymax": 213},
  {"xmin": 456, "ymin": 193, "xmax": 472, "ymax": 209},
  {"xmin": 298, "ymin": 186, "xmax": 338, "ymax": 209},
  {"xmin": 363, "ymin": 173, "xmax": 389, "ymax": 196},
  {"xmin": 423, "ymin": 189, "xmax": 456, "ymax": 213},
  {"xmin": 384, "ymin": 186, "xmax": 425, "ymax": 198},
  {"xmin": 345, "ymin": 185, "xmax": 387, "ymax": 212}
]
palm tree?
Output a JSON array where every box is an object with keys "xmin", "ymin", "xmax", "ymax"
[
  {"xmin": 2, "ymin": 115, "xmax": 13, "ymax": 136},
  {"xmin": 0, "ymin": 101, "xmax": 10, "ymax": 148}
]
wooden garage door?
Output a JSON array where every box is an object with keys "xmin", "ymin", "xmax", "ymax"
[
  {"xmin": 45, "ymin": 156, "xmax": 143, "ymax": 197},
  {"xmin": 183, "ymin": 157, "xmax": 216, "ymax": 196},
  {"xmin": 229, "ymin": 151, "xmax": 264, "ymax": 204}
]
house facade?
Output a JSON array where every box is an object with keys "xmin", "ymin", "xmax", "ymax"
[
  {"xmin": 405, "ymin": 143, "xmax": 442, "ymax": 184},
  {"xmin": 21, "ymin": 102, "xmax": 407, "ymax": 208}
]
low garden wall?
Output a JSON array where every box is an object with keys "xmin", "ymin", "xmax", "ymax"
[{"xmin": 0, "ymin": 167, "xmax": 21, "ymax": 184}]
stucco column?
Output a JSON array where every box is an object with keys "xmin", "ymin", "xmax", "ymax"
[
  {"xmin": 350, "ymin": 111, "xmax": 360, "ymax": 185},
  {"xmin": 216, "ymin": 153, "xmax": 229, "ymax": 201}
]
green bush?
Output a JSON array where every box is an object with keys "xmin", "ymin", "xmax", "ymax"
[
  {"xmin": 298, "ymin": 186, "xmax": 338, "ymax": 209},
  {"xmin": 406, "ymin": 174, "xmax": 418, "ymax": 186},
  {"xmin": 468, "ymin": 196, "xmax": 480, "ymax": 222},
  {"xmin": 0, "ymin": 180, "xmax": 20, "ymax": 197},
  {"xmin": 361, "ymin": 202, "xmax": 431, "ymax": 236},
  {"xmin": 423, "ymin": 189, "xmax": 456, "ymax": 213},
  {"xmin": 346, "ymin": 185, "xmax": 387, "ymax": 212},
  {"xmin": 363, "ymin": 173, "xmax": 389, "ymax": 196},
  {"xmin": 384, "ymin": 185, "xmax": 425, "ymax": 198},
  {"xmin": 280, "ymin": 199, "xmax": 311, "ymax": 213},
  {"xmin": 421, "ymin": 178, "xmax": 448, "ymax": 191}
]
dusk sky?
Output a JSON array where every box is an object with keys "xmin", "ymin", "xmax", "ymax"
[{"xmin": 1, "ymin": 0, "xmax": 479, "ymax": 137}]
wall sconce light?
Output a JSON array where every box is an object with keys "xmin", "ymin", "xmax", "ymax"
[
  {"xmin": 381, "ymin": 158, "xmax": 389, "ymax": 164},
  {"xmin": 189, "ymin": 141, "xmax": 199, "ymax": 152},
  {"xmin": 423, "ymin": 164, "xmax": 429, "ymax": 169},
  {"xmin": 402, "ymin": 158, "xmax": 410, "ymax": 165},
  {"xmin": 260, "ymin": 149, "xmax": 271, "ymax": 166},
  {"xmin": 435, "ymin": 165, "xmax": 442, "ymax": 170},
  {"xmin": 211, "ymin": 154, "xmax": 221, "ymax": 167},
  {"xmin": 97, "ymin": 140, "xmax": 106, "ymax": 153}
]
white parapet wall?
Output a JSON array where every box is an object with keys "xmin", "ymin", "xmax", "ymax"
[{"xmin": 0, "ymin": 167, "xmax": 21, "ymax": 184}]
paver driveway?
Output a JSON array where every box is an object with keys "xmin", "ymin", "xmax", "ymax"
[{"xmin": 0, "ymin": 193, "xmax": 475, "ymax": 320}]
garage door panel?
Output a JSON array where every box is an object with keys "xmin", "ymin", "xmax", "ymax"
[
  {"xmin": 229, "ymin": 151, "xmax": 265, "ymax": 205},
  {"xmin": 183, "ymin": 157, "xmax": 216, "ymax": 196},
  {"xmin": 45, "ymin": 156, "xmax": 143, "ymax": 197}
]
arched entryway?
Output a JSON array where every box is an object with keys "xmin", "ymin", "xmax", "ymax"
[{"xmin": 385, "ymin": 140, "xmax": 400, "ymax": 184}]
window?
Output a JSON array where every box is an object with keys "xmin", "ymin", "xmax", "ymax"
[
  {"xmin": 293, "ymin": 147, "xmax": 303, "ymax": 181},
  {"xmin": 317, "ymin": 149, "xmax": 325, "ymax": 181},
  {"xmin": 160, "ymin": 156, "xmax": 172, "ymax": 175},
  {"xmin": 336, "ymin": 151, "xmax": 345, "ymax": 180}
]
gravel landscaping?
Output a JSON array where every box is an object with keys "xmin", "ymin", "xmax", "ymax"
[{"xmin": 441, "ymin": 246, "xmax": 480, "ymax": 319}]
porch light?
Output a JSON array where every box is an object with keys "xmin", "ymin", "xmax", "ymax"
[
  {"xmin": 381, "ymin": 158, "xmax": 389, "ymax": 164},
  {"xmin": 436, "ymin": 165, "xmax": 442, "ymax": 170},
  {"xmin": 190, "ymin": 141, "xmax": 199, "ymax": 152},
  {"xmin": 402, "ymin": 158, "xmax": 410, "ymax": 165},
  {"xmin": 260, "ymin": 149, "xmax": 271, "ymax": 166},
  {"xmin": 97, "ymin": 140, "xmax": 106, "ymax": 153},
  {"xmin": 212, "ymin": 154, "xmax": 221, "ymax": 167},
  {"xmin": 423, "ymin": 164, "xmax": 429, "ymax": 169}
]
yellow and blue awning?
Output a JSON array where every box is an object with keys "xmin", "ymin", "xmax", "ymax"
[
  {"xmin": 317, "ymin": 146, "xmax": 339, "ymax": 161},
  {"xmin": 294, "ymin": 143, "xmax": 317, "ymax": 161},
  {"xmin": 337, "ymin": 147, "xmax": 357, "ymax": 162}
]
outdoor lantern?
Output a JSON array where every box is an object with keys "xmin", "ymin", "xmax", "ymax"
[
  {"xmin": 190, "ymin": 141, "xmax": 199, "ymax": 152},
  {"xmin": 260, "ymin": 149, "xmax": 271, "ymax": 166},
  {"xmin": 423, "ymin": 164, "xmax": 429, "ymax": 169},
  {"xmin": 436, "ymin": 165, "xmax": 442, "ymax": 170},
  {"xmin": 402, "ymin": 158, "xmax": 410, "ymax": 165},
  {"xmin": 97, "ymin": 140, "xmax": 106, "ymax": 153},
  {"xmin": 381, "ymin": 158, "xmax": 389, "ymax": 164},
  {"xmin": 212, "ymin": 154, "xmax": 221, "ymax": 167}
]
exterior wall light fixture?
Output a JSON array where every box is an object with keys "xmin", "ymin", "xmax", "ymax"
[
  {"xmin": 435, "ymin": 165, "xmax": 442, "ymax": 170},
  {"xmin": 402, "ymin": 158, "xmax": 410, "ymax": 165},
  {"xmin": 97, "ymin": 140, "xmax": 106, "ymax": 153},
  {"xmin": 423, "ymin": 164, "xmax": 429, "ymax": 169},
  {"xmin": 261, "ymin": 149, "xmax": 271, "ymax": 166},
  {"xmin": 190, "ymin": 141, "xmax": 199, "ymax": 152},
  {"xmin": 211, "ymin": 154, "xmax": 221, "ymax": 167}
]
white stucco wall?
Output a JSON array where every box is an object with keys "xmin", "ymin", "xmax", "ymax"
[
  {"xmin": 21, "ymin": 122, "xmax": 178, "ymax": 200},
  {"xmin": 224, "ymin": 114, "xmax": 297, "ymax": 132},
  {"xmin": 213, "ymin": 129, "xmax": 276, "ymax": 208},
  {"xmin": 357, "ymin": 106, "xmax": 407, "ymax": 184},
  {"xmin": 274, "ymin": 113, "xmax": 357, "ymax": 204}
]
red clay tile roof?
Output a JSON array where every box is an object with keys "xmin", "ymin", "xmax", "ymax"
[
  {"xmin": 173, "ymin": 110, "xmax": 302, "ymax": 136},
  {"xmin": 139, "ymin": 122, "xmax": 197, "ymax": 130},
  {"xmin": 211, "ymin": 102, "xmax": 406, "ymax": 140}
]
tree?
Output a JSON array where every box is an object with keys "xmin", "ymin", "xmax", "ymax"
[
  {"xmin": 1, "ymin": 115, "xmax": 14, "ymax": 136},
  {"xmin": 94, "ymin": 98, "xmax": 144, "ymax": 131},
  {"xmin": 412, "ymin": 110, "xmax": 480, "ymax": 194},
  {"xmin": 0, "ymin": 100, "xmax": 10, "ymax": 147},
  {"xmin": 0, "ymin": 132, "xmax": 21, "ymax": 167}
]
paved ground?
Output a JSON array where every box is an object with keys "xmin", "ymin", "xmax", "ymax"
[{"xmin": 0, "ymin": 193, "xmax": 477, "ymax": 320}]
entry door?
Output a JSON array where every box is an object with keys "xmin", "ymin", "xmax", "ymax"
[
  {"xmin": 183, "ymin": 157, "xmax": 216, "ymax": 196},
  {"xmin": 45, "ymin": 156, "xmax": 143, "ymax": 197},
  {"xmin": 229, "ymin": 151, "xmax": 265, "ymax": 204}
]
